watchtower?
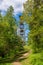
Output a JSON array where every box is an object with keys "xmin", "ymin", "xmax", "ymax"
[
  {"xmin": 19, "ymin": 16, "xmax": 25, "ymax": 41},
  {"xmin": 17, "ymin": 16, "xmax": 25, "ymax": 42}
]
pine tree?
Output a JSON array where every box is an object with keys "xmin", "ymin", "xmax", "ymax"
[
  {"xmin": 0, "ymin": 6, "xmax": 23, "ymax": 58},
  {"xmin": 23, "ymin": 0, "xmax": 43, "ymax": 52}
]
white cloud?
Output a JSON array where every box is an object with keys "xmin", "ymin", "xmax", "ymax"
[{"xmin": 0, "ymin": 0, "xmax": 27, "ymax": 14}]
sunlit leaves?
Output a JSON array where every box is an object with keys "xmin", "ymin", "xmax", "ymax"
[{"xmin": 23, "ymin": 0, "xmax": 43, "ymax": 52}]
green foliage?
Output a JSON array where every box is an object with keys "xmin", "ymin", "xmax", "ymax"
[
  {"xmin": 0, "ymin": 6, "xmax": 23, "ymax": 60},
  {"xmin": 21, "ymin": 52, "xmax": 43, "ymax": 65},
  {"xmin": 23, "ymin": 1, "xmax": 43, "ymax": 65},
  {"xmin": 29, "ymin": 52, "xmax": 43, "ymax": 65},
  {"xmin": 24, "ymin": 0, "xmax": 43, "ymax": 53},
  {"xmin": 0, "ymin": 63, "xmax": 11, "ymax": 65}
]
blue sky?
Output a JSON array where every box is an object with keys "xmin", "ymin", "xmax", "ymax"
[
  {"xmin": 0, "ymin": 0, "xmax": 27, "ymax": 14},
  {"xmin": 0, "ymin": 0, "xmax": 27, "ymax": 21}
]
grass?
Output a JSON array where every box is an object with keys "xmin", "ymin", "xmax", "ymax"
[
  {"xmin": 29, "ymin": 52, "xmax": 43, "ymax": 65},
  {"xmin": 20, "ymin": 45, "xmax": 43, "ymax": 65},
  {"xmin": 1, "ymin": 45, "xmax": 43, "ymax": 65},
  {"xmin": 20, "ymin": 45, "xmax": 32, "ymax": 65},
  {"xmin": 23, "ymin": 45, "xmax": 31, "ymax": 51},
  {"xmin": 20, "ymin": 52, "xmax": 32, "ymax": 65},
  {"xmin": 20, "ymin": 51, "xmax": 43, "ymax": 65},
  {"xmin": 0, "ymin": 45, "xmax": 30, "ymax": 65},
  {"xmin": 20, "ymin": 57, "xmax": 31, "ymax": 65},
  {"xmin": 0, "ymin": 63, "xmax": 12, "ymax": 65}
]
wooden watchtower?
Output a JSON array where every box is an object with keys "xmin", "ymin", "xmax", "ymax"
[{"xmin": 19, "ymin": 16, "xmax": 25, "ymax": 41}]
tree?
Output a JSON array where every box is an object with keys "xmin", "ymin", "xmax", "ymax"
[
  {"xmin": 0, "ymin": 13, "xmax": 2, "ymax": 22},
  {"xmin": 0, "ymin": 6, "xmax": 23, "ymax": 59},
  {"xmin": 23, "ymin": 0, "xmax": 43, "ymax": 53}
]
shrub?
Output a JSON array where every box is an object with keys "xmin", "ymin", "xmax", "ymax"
[{"xmin": 29, "ymin": 52, "xmax": 43, "ymax": 65}]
